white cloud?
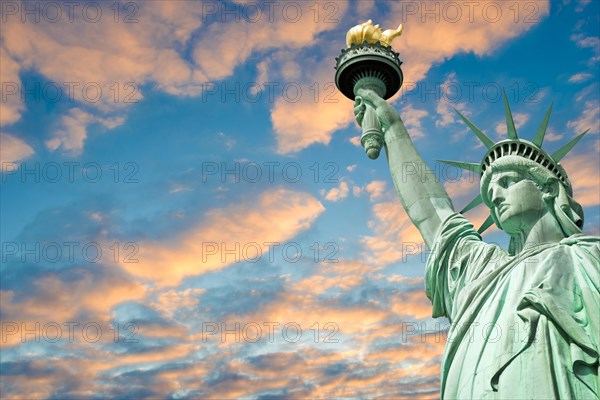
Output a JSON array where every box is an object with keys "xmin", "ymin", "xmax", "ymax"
[
  {"xmin": 570, "ymin": 33, "xmax": 600, "ymax": 64},
  {"xmin": 568, "ymin": 73, "xmax": 593, "ymax": 83}
]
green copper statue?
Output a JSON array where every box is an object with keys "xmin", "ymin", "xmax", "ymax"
[{"xmin": 354, "ymin": 88, "xmax": 600, "ymax": 399}]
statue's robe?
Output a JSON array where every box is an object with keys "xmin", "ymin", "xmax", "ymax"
[{"xmin": 425, "ymin": 213, "xmax": 600, "ymax": 399}]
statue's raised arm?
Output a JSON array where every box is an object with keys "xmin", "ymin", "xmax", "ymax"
[{"xmin": 354, "ymin": 88, "xmax": 454, "ymax": 248}]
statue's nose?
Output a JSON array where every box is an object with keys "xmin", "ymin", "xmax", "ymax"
[{"xmin": 490, "ymin": 187, "xmax": 504, "ymax": 206}]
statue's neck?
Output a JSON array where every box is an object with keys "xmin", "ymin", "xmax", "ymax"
[{"xmin": 510, "ymin": 212, "xmax": 565, "ymax": 255}]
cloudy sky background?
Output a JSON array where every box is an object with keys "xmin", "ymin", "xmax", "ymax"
[{"xmin": 1, "ymin": 0, "xmax": 599, "ymax": 398}]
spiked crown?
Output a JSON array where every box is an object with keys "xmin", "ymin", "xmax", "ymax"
[{"xmin": 439, "ymin": 91, "xmax": 589, "ymax": 234}]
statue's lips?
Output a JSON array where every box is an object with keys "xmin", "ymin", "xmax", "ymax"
[{"xmin": 497, "ymin": 204, "xmax": 510, "ymax": 215}]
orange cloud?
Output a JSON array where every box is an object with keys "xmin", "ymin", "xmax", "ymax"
[
  {"xmin": 294, "ymin": 259, "xmax": 374, "ymax": 295},
  {"xmin": 193, "ymin": 1, "xmax": 348, "ymax": 81},
  {"xmin": 364, "ymin": 180, "xmax": 387, "ymax": 201},
  {"xmin": 386, "ymin": 1, "xmax": 550, "ymax": 83},
  {"xmin": 114, "ymin": 188, "xmax": 325, "ymax": 286},
  {"xmin": 0, "ymin": 132, "xmax": 34, "ymax": 165},
  {"xmin": 362, "ymin": 198, "xmax": 424, "ymax": 266},
  {"xmin": 0, "ymin": 47, "xmax": 23, "ymax": 126},
  {"xmin": 562, "ymin": 152, "xmax": 600, "ymax": 207},
  {"xmin": 0, "ymin": 267, "xmax": 147, "ymax": 347},
  {"xmin": 270, "ymin": 73, "xmax": 352, "ymax": 154},
  {"xmin": 323, "ymin": 180, "xmax": 350, "ymax": 202},
  {"xmin": 1, "ymin": 2, "xmax": 205, "ymax": 153}
]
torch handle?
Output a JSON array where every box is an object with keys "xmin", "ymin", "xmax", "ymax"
[{"xmin": 360, "ymin": 103, "xmax": 384, "ymax": 160}]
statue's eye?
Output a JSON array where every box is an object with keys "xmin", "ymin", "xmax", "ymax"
[
  {"xmin": 506, "ymin": 178, "xmax": 519, "ymax": 187},
  {"xmin": 501, "ymin": 177, "xmax": 519, "ymax": 188}
]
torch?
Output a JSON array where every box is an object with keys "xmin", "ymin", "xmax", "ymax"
[{"xmin": 334, "ymin": 20, "xmax": 404, "ymax": 159}]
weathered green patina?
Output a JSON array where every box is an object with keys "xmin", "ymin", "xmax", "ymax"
[{"xmin": 353, "ymin": 88, "xmax": 600, "ymax": 399}]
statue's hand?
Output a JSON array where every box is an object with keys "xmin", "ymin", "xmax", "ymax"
[{"xmin": 353, "ymin": 88, "xmax": 402, "ymax": 133}]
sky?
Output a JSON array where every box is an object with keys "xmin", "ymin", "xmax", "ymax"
[{"xmin": 0, "ymin": 0, "xmax": 599, "ymax": 398}]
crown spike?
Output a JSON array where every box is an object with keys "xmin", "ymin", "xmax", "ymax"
[
  {"xmin": 551, "ymin": 130, "xmax": 589, "ymax": 161},
  {"xmin": 460, "ymin": 194, "xmax": 483, "ymax": 214},
  {"xmin": 477, "ymin": 214, "xmax": 495, "ymax": 234},
  {"xmin": 532, "ymin": 102, "xmax": 553, "ymax": 147},
  {"xmin": 453, "ymin": 108, "xmax": 495, "ymax": 149},
  {"xmin": 436, "ymin": 159, "xmax": 482, "ymax": 173},
  {"xmin": 502, "ymin": 90, "xmax": 518, "ymax": 140}
]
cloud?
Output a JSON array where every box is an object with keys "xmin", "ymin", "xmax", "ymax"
[
  {"xmin": 0, "ymin": 2, "xmax": 204, "ymax": 153},
  {"xmin": 3, "ymin": 2, "xmax": 206, "ymax": 100},
  {"xmin": 349, "ymin": 136, "xmax": 361, "ymax": 147},
  {"xmin": 361, "ymin": 198, "xmax": 424, "ymax": 266},
  {"xmin": 192, "ymin": 2, "xmax": 348, "ymax": 81},
  {"xmin": 151, "ymin": 288, "xmax": 206, "ymax": 319},
  {"xmin": 0, "ymin": 47, "xmax": 24, "ymax": 126},
  {"xmin": 443, "ymin": 174, "xmax": 480, "ymax": 206},
  {"xmin": 570, "ymin": 33, "xmax": 600, "ymax": 63},
  {"xmin": 400, "ymin": 104, "xmax": 428, "ymax": 139},
  {"xmin": 364, "ymin": 180, "xmax": 387, "ymax": 201},
  {"xmin": 575, "ymin": 0, "xmax": 592, "ymax": 12},
  {"xmin": 494, "ymin": 112, "xmax": 529, "ymax": 138},
  {"xmin": 356, "ymin": 0, "xmax": 376, "ymax": 15},
  {"xmin": 270, "ymin": 62, "xmax": 352, "ymax": 154},
  {"xmin": 568, "ymin": 73, "xmax": 593, "ymax": 83},
  {"xmin": 0, "ymin": 132, "xmax": 34, "ymax": 164},
  {"xmin": 293, "ymin": 260, "xmax": 372, "ymax": 295},
  {"xmin": 114, "ymin": 188, "xmax": 325, "ymax": 286},
  {"xmin": 323, "ymin": 181, "xmax": 349, "ymax": 202},
  {"xmin": 543, "ymin": 127, "xmax": 564, "ymax": 142},
  {"xmin": 567, "ymin": 100, "xmax": 600, "ymax": 135},
  {"xmin": 0, "ymin": 266, "xmax": 147, "ymax": 347},
  {"xmin": 385, "ymin": 1, "xmax": 551, "ymax": 83},
  {"xmin": 269, "ymin": 1, "xmax": 551, "ymax": 154},
  {"xmin": 45, "ymin": 108, "xmax": 125, "ymax": 154},
  {"xmin": 562, "ymin": 152, "xmax": 600, "ymax": 207},
  {"xmin": 435, "ymin": 72, "xmax": 470, "ymax": 127},
  {"xmin": 436, "ymin": 98, "xmax": 468, "ymax": 128}
]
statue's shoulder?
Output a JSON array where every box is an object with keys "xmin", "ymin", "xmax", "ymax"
[
  {"xmin": 559, "ymin": 234, "xmax": 600, "ymax": 259},
  {"xmin": 560, "ymin": 234, "xmax": 600, "ymax": 246}
]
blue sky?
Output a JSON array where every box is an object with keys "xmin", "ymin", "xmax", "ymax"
[{"xmin": 1, "ymin": 0, "xmax": 599, "ymax": 398}]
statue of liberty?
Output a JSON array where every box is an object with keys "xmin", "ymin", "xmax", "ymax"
[
  {"xmin": 335, "ymin": 21, "xmax": 599, "ymax": 398},
  {"xmin": 353, "ymin": 88, "xmax": 600, "ymax": 398}
]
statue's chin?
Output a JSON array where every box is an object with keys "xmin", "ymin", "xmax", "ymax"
[{"xmin": 497, "ymin": 215, "xmax": 521, "ymax": 235}]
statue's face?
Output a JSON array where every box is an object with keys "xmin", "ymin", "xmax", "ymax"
[{"xmin": 486, "ymin": 170, "xmax": 547, "ymax": 234}]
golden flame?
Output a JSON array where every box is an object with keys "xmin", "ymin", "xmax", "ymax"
[{"xmin": 346, "ymin": 20, "xmax": 403, "ymax": 47}]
